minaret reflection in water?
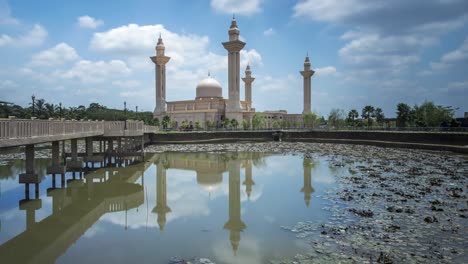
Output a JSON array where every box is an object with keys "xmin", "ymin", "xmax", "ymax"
[
  {"xmin": 224, "ymin": 159, "xmax": 246, "ymax": 254},
  {"xmin": 153, "ymin": 158, "xmax": 171, "ymax": 232},
  {"xmin": 301, "ymin": 157, "xmax": 315, "ymax": 207}
]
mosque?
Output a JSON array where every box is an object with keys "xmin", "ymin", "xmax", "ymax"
[{"xmin": 151, "ymin": 17, "xmax": 315, "ymax": 128}]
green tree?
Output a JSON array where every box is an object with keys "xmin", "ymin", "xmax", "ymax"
[
  {"xmin": 375, "ymin": 108, "xmax": 385, "ymax": 126},
  {"xmin": 303, "ymin": 112, "xmax": 318, "ymax": 128},
  {"xmin": 162, "ymin": 115, "xmax": 171, "ymax": 129},
  {"xmin": 396, "ymin": 103, "xmax": 412, "ymax": 127},
  {"xmin": 271, "ymin": 120, "xmax": 280, "ymax": 128},
  {"xmin": 230, "ymin": 118, "xmax": 239, "ymax": 128},
  {"xmin": 35, "ymin": 99, "xmax": 46, "ymax": 119},
  {"xmin": 241, "ymin": 119, "xmax": 250, "ymax": 130},
  {"xmin": 251, "ymin": 113, "xmax": 265, "ymax": 129},
  {"xmin": 347, "ymin": 109, "xmax": 359, "ymax": 126},
  {"xmin": 411, "ymin": 101, "xmax": 454, "ymax": 127},
  {"xmin": 328, "ymin": 108, "xmax": 346, "ymax": 129},
  {"xmin": 361, "ymin": 105, "xmax": 375, "ymax": 127},
  {"xmin": 195, "ymin": 121, "xmax": 202, "ymax": 130},
  {"xmin": 154, "ymin": 117, "xmax": 160, "ymax": 127}
]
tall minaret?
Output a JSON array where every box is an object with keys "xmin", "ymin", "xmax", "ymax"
[
  {"xmin": 300, "ymin": 54, "xmax": 315, "ymax": 114},
  {"xmin": 152, "ymin": 160, "xmax": 171, "ymax": 231},
  {"xmin": 242, "ymin": 64, "xmax": 255, "ymax": 111},
  {"xmin": 222, "ymin": 16, "xmax": 245, "ymax": 121},
  {"xmin": 301, "ymin": 157, "xmax": 315, "ymax": 207},
  {"xmin": 151, "ymin": 34, "xmax": 171, "ymax": 118},
  {"xmin": 224, "ymin": 160, "xmax": 246, "ymax": 254}
]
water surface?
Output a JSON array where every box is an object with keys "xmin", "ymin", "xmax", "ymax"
[{"xmin": 0, "ymin": 151, "xmax": 340, "ymax": 263}]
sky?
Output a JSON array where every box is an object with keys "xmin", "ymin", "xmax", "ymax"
[{"xmin": 0, "ymin": 0, "xmax": 467, "ymax": 117}]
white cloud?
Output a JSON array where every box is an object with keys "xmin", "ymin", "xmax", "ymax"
[
  {"xmin": 338, "ymin": 32, "xmax": 435, "ymax": 74},
  {"xmin": 0, "ymin": 24, "xmax": 47, "ymax": 47},
  {"xmin": 315, "ymin": 66, "xmax": 337, "ymax": 76},
  {"xmin": 56, "ymin": 59, "xmax": 131, "ymax": 83},
  {"xmin": 30, "ymin": 42, "xmax": 79, "ymax": 66},
  {"xmin": 263, "ymin": 28, "xmax": 275, "ymax": 36},
  {"xmin": 112, "ymin": 80, "xmax": 140, "ymax": 88},
  {"xmin": 0, "ymin": 79, "xmax": 17, "ymax": 90},
  {"xmin": 77, "ymin": 15, "xmax": 103, "ymax": 29},
  {"xmin": 90, "ymin": 23, "xmax": 262, "ymax": 101},
  {"xmin": 293, "ymin": 0, "xmax": 377, "ymax": 22},
  {"xmin": 0, "ymin": 1, "xmax": 19, "ymax": 25},
  {"xmin": 211, "ymin": 0, "xmax": 263, "ymax": 16},
  {"xmin": 426, "ymin": 36, "xmax": 468, "ymax": 73},
  {"xmin": 240, "ymin": 49, "xmax": 262, "ymax": 69},
  {"xmin": 440, "ymin": 80, "xmax": 468, "ymax": 93}
]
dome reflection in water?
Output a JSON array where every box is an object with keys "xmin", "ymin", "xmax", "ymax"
[{"xmin": 0, "ymin": 151, "xmax": 337, "ymax": 264}]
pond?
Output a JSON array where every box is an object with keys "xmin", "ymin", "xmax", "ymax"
[
  {"xmin": 0, "ymin": 142, "xmax": 467, "ymax": 264},
  {"xmin": 0, "ymin": 149, "xmax": 339, "ymax": 264}
]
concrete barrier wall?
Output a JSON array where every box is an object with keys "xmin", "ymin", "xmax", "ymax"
[{"xmin": 150, "ymin": 130, "xmax": 468, "ymax": 146}]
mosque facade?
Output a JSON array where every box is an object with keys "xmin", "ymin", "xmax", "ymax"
[{"xmin": 152, "ymin": 17, "xmax": 314, "ymax": 128}]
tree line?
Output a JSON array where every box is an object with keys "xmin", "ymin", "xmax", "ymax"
[
  {"xmin": 0, "ymin": 99, "xmax": 158, "ymax": 125},
  {"xmin": 1, "ymin": 98, "xmax": 459, "ymax": 129}
]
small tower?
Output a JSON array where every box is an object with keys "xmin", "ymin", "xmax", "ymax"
[
  {"xmin": 242, "ymin": 64, "xmax": 255, "ymax": 111},
  {"xmin": 222, "ymin": 16, "xmax": 246, "ymax": 122},
  {"xmin": 300, "ymin": 53, "xmax": 315, "ymax": 114},
  {"xmin": 151, "ymin": 34, "xmax": 171, "ymax": 118}
]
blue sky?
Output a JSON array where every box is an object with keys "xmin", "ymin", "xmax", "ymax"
[{"xmin": 0, "ymin": 0, "xmax": 467, "ymax": 117}]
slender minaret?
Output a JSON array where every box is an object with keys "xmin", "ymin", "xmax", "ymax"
[
  {"xmin": 300, "ymin": 54, "xmax": 315, "ymax": 114},
  {"xmin": 151, "ymin": 34, "xmax": 171, "ymax": 118},
  {"xmin": 222, "ymin": 16, "xmax": 245, "ymax": 121},
  {"xmin": 301, "ymin": 157, "xmax": 315, "ymax": 207},
  {"xmin": 224, "ymin": 160, "xmax": 246, "ymax": 254},
  {"xmin": 242, "ymin": 64, "xmax": 255, "ymax": 111},
  {"xmin": 152, "ymin": 160, "xmax": 171, "ymax": 231}
]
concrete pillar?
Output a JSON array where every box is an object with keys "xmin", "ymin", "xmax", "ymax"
[
  {"xmin": 300, "ymin": 54, "xmax": 315, "ymax": 114},
  {"xmin": 20, "ymin": 199, "xmax": 42, "ymax": 230},
  {"xmin": 68, "ymin": 138, "xmax": 81, "ymax": 169},
  {"xmin": 223, "ymin": 17, "xmax": 245, "ymax": 122},
  {"xmin": 19, "ymin": 144, "xmax": 40, "ymax": 198},
  {"xmin": 47, "ymin": 141, "xmax": 67, "ymax": 176},
  {"xmin": 151, "ymin": 35, "xmax": 171, "ymax": 117}
]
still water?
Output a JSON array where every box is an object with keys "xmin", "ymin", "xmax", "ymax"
[{"xmin": 0, "ymin": 151, "xmax": 340, "ymax": 263}]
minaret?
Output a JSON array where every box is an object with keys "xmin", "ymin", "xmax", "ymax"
[
  {"xmin": 242, "ymin": 64, "xmax": 255, "ymax": 111},
  {"xmin": 242, "ymin": 159, "xmax": 254, "ymax": 199},
  {"xmin": 300, "ymin": 53, "xmax": 315, "ymax": 114},
  {"xmin": 224, "ymin": 160, "xmax": 246, "ymax": 254},
  {"xmin": 301, "ymin": 157, "xmax": 315, "ymax": 207},
  {"xmin": 152, "ymin": 160, "xmax": 171, "ymax": 231},
  {"xmin": 222, "ymin": 16, "xmax": 245, "ymax": 121},
  {"xmin": 151, "ymin": 34, "xmax": 171, "ymax": 118}
]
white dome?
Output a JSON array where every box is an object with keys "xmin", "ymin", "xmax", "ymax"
[{"xmin": 196, "ymin": 76, "xmax": 222, "ymax": 98}]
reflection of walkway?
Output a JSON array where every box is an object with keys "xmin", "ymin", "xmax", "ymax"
[{"xmin": 0, "ymin": 156, "xmax": 154, "ymax": 264}]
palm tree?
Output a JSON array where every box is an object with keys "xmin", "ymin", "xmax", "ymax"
[
  {"xmin": 35, "ymin": 99, "xmax": 46, "ymax": 119},
  {"xmin": 45, "ymin": 103, "xmax": 55, "ymax": 118},
  {"xmin": 361, "ymin": 105, "xmax": 375, "ymax": 127}
]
